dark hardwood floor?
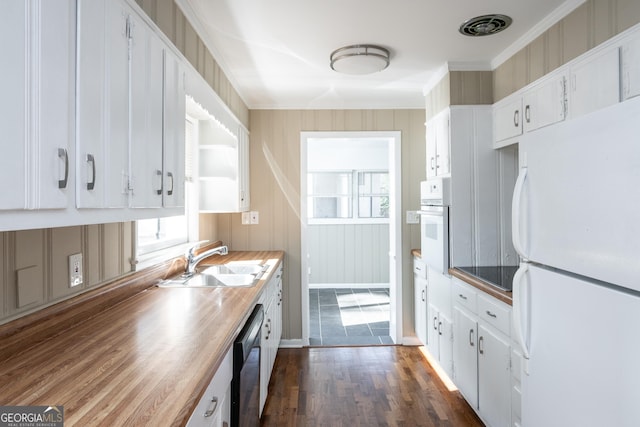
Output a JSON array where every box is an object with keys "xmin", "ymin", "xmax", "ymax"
[{"xmin": 261, "ymin": 346, "xmax": 484, "ymax": 427}]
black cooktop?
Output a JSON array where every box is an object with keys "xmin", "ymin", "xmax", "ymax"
[{"xmin": 455, "ymin": 266, "xmax": 519, "ymax": 292}]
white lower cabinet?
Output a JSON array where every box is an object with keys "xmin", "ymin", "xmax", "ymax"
[
  {"xmin": 426, "ymin": 267, "xmax": 453, "ymax": 378},
  {"xmin": 259, "ymin": 262, "xmax": 283, "ymax": 415},
  {"xmin": 452, "ymin": 277, "xmax": 513, "ymax": 427},
  {"xmin": 413, "ymin": 257, "xmax": 428, "ymax": 345},
  {"xmin": 187, "ymin": 347, "xmax": 232, "ymax": 427}
]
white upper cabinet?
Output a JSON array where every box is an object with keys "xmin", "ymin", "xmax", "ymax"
[
  {"xmin": 129, "ymin": 16, "xmax": 165, "ymax": 208},
  {"xmin": 426, "ymin": 109, "xmax": 450, "ymax": 179},
  {"xmin": 568, "ymin": 47, "xmax": 620, "ymax": 119},
  {"xmin": 76, "ymin": 0, "xmax": 129, "ymax": 208},
  {"xmin": 493, "ymin": 98, "xmax": 523, "ymax": 145},
  {"xmin": 198, "ymin": 123, "xmax": 250, "ymax": 213},
  {"xmin": 0, "ymin": 0, "xmax": 75, "ymax": 210},
  {"xmin": 622, "ymin": 35, "xmax": 640, "ymax": 100},
  {"xmin": 522, "ymin": 71, "xmax": 567, "ymax": 133},
  {"xmin": 77, "ymin": 0, "xmax": 185, "ymax": 211},
  {"xmin": 163, "ymin": 49, "xmax": 186, "ymax": 209}
]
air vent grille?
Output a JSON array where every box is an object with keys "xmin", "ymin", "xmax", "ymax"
[{"xmin": 459, "ymin": 14, "xmax": 513, "ymax": 37}]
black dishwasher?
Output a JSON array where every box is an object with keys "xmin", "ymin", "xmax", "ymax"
[{"xmin": 231, "ymin": 304, "xmax": 263, "ymax": 427}]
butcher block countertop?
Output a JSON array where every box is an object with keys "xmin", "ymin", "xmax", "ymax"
[{"xmin": 0, "ymin": 250, "xmax": 284, "ymax": 426}]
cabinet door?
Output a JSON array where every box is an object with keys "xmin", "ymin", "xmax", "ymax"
[
  {"xmin": 0, "ymin": 2, "xmax": 30, "ymax": 209},
  {"xmin": 494, "ymin": 98, "xmax": 523, "ymax": 143},
  {"xmin": 130, "ymin": 18, "xmax": 164, "ymax": 208},
  {"xmin": 76, "ymin": 0, "xmax": 129, "ymax": 208},
  {"xmin": 569, "ymin": 47, "xmax": 620, "ymax": 119},
  {"xmin": 622, "ymin": 36, "xmax": 640, "ymax": 101},
  {"xmin": 76, "ymin": 0, "xmax": 107, "ymax": 208},
  {"xmin": 35, "ymin": 0, "xmax": 75, "ymax": 209},
  {"xmin": 478, "ymin": 324, "xmax": 511, "ymax": 427},
  {"xmin": 425, "ymin": 120, "xmax": 437, "ymax": 179},
  {"xmin": 453, "ymin": 307, "xmax": 478, "ymax": 408},
  {"xmin": 427, "ymin": 304, "xmax": 440, "ymax": 359},
  {"xmin": 439, "ymin": 313, "xmax": 454, "ymax": 378},
  {"xmin": 163, "ymin": 49, "xmax": 186, "ymax": 208},
  {"xmin": 414, "ymin": 275, "xmax": 428, "ymax": 345},
  {"xmin": 435, "ymin": 111, "xmax": 450, "ymax": 176},
  {"xmin": 104, "ymin": 0, "xmax": 130, "ymax": 208},
  {"xmin": 522, "ymin": 73, "xmax": 566, "ymax": 133},
  {"xmin": 0, "ymin": 0, "xmax": 74, "ymax": 210}
]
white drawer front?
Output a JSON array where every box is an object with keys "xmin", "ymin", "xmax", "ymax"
[
  {"xmin": 478, "ymin": 294, "xmax": 510, "ymax": 335},
  {"xmin": 413, "ymin": 258, "xmax": 427, "ymax": 279},
  {"xmin": 452, "ymin": 278, "xmax": 477, "ymax": 312},
  {"xmin": 187, "ymin": 347, "xmax": 233, "ymax": 427}
]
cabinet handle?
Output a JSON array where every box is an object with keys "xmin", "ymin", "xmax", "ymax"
[
  {"xmin": 524, "ymin": 105, "xmax": 531, "ymax": 123},
  {"xmin": 433, "ymin": 316, "xmax": 438, "ymax": 331},
  {"xmin": 478, "ymin": 336, "xmax": 484, "ymax": 355},
  {"xmin": 469, "ymin": 329, "xmax": 475, "ymax": 347},
  {"xmin": 166, "ymin": 172, "xmax": 174, "ymax": 196},
  {"xmin": 438, "ymin": 321, "xmax": 443, "ymax": 336},
  {"xmin": 430, "ymin": 157, "xmax": 436, "ymax": 171},
  {"xmin": 435, "ymin": 154, "xmax": 440, "ymax": 169},
  {"xmin": 486, "ymin": 310, "xmax": 497, "ymax": 318},
  {"xmin": 58, "ymin": 148, "xmax": 69, "ymax": 189},
  {"xmin": 513, "ymin": 109, "xmax": 520, "ymax": 127},
  {"xmin": 155, "ymin": 170, "xmax": 162, "ymax": 195},
  {"xmin": 421, "ymin": 289, "xmax": 425, "ymax": 302},
  {"xmin": 458, "ymin": 293, "xmax": 467, "ymax": 300},
  {"xmin": 86, "ymin": 154, "xmax": 96, "ymax": 191},
  {"xmin": 203, "ymin": 396, "xmax": 218, "ymax": 418}
]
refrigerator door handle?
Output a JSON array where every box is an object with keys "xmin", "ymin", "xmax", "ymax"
[
  {"xmin": 512, "ymin": 167, "xmax": 529, "ymax": 261},
  {"xmin": 513, "ymin": 263, "xmax": 531, "ymax": 366}
]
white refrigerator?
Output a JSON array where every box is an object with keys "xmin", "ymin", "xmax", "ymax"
[{"xmin": 512, "ymin": 96, "xmax": 640, "ymax": 426}]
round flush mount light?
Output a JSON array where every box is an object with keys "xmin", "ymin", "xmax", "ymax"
[
  {"xmin": 459, "ymin": 14, "xmax": 513, "ymax": 37},
  {"xmin": 330, "ymin": 44, "xmax": 390, "ymax": 75}
]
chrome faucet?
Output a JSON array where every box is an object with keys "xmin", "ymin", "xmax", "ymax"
[{"xmin": 183, "ymin": 241, "xmax": 228, "ymax": 277}]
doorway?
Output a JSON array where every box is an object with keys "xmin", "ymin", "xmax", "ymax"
[{"xmin": 300, "ymin": 132, "xmax": 402, "ymax": 346}]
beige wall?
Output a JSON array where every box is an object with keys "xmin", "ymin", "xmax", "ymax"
[
  {"xmin": 214, "ymin": 109, "xmax": 425, "ymax": 341},
  {"xmin": 425, "ymin": 71, "xmax": 493, "ymax": 121},
  {"xmin": 135, "ymin": 0, "xmax": 249, "ymax": 128},
  {"xmin": 494, "ymin": 0, "xmax": 640, "ymax": 101},
  {"xmin": 0, "ymin": 223, "xmax": 133, "ymax": 324}
]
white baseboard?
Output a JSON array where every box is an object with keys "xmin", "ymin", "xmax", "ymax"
[
  {"xmin": 401, "ymin": 336, "xmax": 423, "ymax": 346},
  {"xmin": 278, "ymin": 339, "xmax": 305, "ymax": 348},
  {"xmin": 309, "ymin": 283, "xmax": 390, "ymax": 290}
]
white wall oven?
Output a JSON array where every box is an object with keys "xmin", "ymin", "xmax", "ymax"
[{"xmin": 419, "ymin": 179, "xmax": 450, "ymax": 275}]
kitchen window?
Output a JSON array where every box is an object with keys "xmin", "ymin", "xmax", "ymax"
[{"xmin": 307, "ymin": 170, "xmax": 389, "ymax": 223}]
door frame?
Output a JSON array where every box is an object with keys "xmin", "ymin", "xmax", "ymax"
[{"xmin": 299, "ymin": 131, "xmax": 403, "ymax": 345}]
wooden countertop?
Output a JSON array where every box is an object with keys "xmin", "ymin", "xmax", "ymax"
[
  {"xmin": 449, "ymin": 267, "xmax": 513, "ymax": 306},
  {"xmin": 0, "ymin": 250, "xmax": 284, "ymax": 426}
]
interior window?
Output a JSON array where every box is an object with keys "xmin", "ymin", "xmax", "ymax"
[{"xmin": 307, "ymin": 170, "xmax": 389, "ymax": 221}]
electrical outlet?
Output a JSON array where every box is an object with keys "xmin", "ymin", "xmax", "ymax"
[
  {"xmin": 69, "ymin": 253, "xmax": 83, "ymax": 288},
  {"xmin": 242, "ymin": 212, "xmax": 251, "ymax": 224},
  {"xmin": 250, "ymin": 211, "xmax": 259, "ymax": 224}
]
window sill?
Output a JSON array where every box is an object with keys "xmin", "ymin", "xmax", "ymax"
[{"xmin": 134, "ymin": 242, "xmax": 193, "ymax": 272}]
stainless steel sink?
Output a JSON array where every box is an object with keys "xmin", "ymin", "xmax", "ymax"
[{"xmin": 158, "ymin": 263, "xmax": 268, "ymax": 288}]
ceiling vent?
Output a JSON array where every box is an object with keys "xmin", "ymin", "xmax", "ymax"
[{"xmin": 459, "ymin": 14, "xmax": 513, "ymax": 37}]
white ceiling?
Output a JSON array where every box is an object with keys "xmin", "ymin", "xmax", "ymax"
[{"xmin": 178, "ymin": 0, "xmax": 585, "ymax": 110}]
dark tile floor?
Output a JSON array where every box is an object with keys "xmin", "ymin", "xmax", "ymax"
[{"xmin": 309, "ymin": 288, "xmax": 393, "ymax": 346}]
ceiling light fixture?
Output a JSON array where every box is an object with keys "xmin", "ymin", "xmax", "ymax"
[
  {"xmin": 330, "ymin": 44, "xmax": 390, "ymax": 75},
  {"xmin": 459, "ymin": 14, "xmax": 513, "ymax": 37}
]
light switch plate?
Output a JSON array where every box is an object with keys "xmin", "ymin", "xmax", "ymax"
[
  {"xmin": 242, "ymin": 212, "xmax": 251, "ymax": 225},
  {"xmin": 69, "ymin": 253, "xmax": 83, "ymax": 288},
  {"xmin": 406, "ymin": 210, "xmax": 420, "ymax": 224}
]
